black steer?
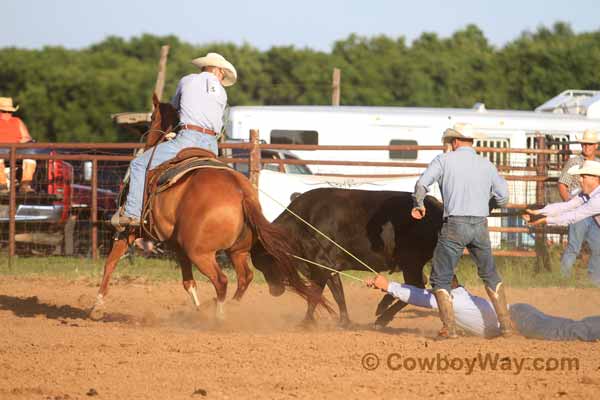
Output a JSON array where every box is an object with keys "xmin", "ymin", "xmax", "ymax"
[{"xmin": 251, "ymin": 188, "xmax": 443, "ymax": 327}]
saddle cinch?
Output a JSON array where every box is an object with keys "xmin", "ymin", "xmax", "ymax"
[{"xmin": 141, "ymin": 148, "xmax": 232, "ymax": 241}]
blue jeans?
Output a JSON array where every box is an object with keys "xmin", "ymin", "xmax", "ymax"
[
  {"xmin": 560, "ymin": 217, "xmax": 600, "ymax": 284},
  {"xmin": 510, "ymin": 303, "xmax": 600, "ymax": 341},
  {"xmin": 430, "ymin": 216, "xmax": 502, "ymax": 293},
  {"xmin": 123, "ymin": 130, "xmax": 218, "ymax": 218}
]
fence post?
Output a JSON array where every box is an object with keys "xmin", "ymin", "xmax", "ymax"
[
  {"xmin": 153, "ymin": 45, "xmax": 170, "ymax": 103},
  {"xmin": 249, "ymin": 129, "xmax": 261, "ymax": 187},
  {"xmin": 331, "ymin": 68, "xmax": 341, "ymax": 106},
  {"xmin": 8, "ymin": 145, "xmax": 16, "ymax": 268},
  {"xmin": 91, "ymin": 159, "xmax": 98, "ymax": 260},
  {"xmin": 535, "ymin": 135, "xmax": 550, "ymax": 272}
]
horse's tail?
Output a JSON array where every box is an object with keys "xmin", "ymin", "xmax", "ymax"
[{"xmin": 230, "ymin": 171, "xmax": 333, "ymax": 314}]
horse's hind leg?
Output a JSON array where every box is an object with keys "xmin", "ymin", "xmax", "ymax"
[
  {"xmin": 229, "ymin": 250, "xmax": 254, "ymax": 301},
  {"xmin": 188, "ymin": 252, "xmax": 228, "ymax": 321},
  {"xmin": 177, "ymin": 250, "xmax": 200, "ymax": 308},
  {"xmin": 91, "ymin": 232, "xmax": 135, "ymax": 316}
]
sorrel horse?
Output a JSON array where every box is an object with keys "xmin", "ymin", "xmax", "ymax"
[{"xmin": 90, "ymin": 94, "xmax": 328, "ymax": 320}]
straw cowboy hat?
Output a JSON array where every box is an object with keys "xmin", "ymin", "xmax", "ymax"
[
  {"xmin": 191, "ymin": 52, "xmax": 237, "ymax": 87},
  {"xmin": 441, "ymin": 122, "xmax": 481, "ymax": 143},
  {"xmin": 568, "ymin": 160, "xmax": 600, "ymax": 176},
  {"xmin": 0, "ymin": 97, "xmax": 19, "ymax": 112},
  {"xmin": 576, "ymin": 129, "xmax": 599, "ymax": 144}
]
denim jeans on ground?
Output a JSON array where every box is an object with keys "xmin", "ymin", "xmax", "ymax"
[
  {"xmin": 560, "ymin": 217, "xmax": 600, "ymax": 285},
  {"xmin": 510, "ymin": 303, "xmax": 600, "ymax": 341},
  {"xmin": 430, "ymin": 216, "xmax": 502, "ymax": 293},
  {"xmin": 123, "ymin": 129, "xmax": 218, "ymax": 219}
]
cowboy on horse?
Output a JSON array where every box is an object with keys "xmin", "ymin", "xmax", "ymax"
[{"xmin": 112, "ymin": 52, "xmax": 237, "ymax": 229}]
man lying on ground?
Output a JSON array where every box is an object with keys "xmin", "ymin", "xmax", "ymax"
[{"xmin": 365, "ymin": 274, "xmax": 600, "ymax": 341}]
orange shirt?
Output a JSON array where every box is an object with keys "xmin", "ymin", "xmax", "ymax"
[{"xmin": 0, "ymin": 112, "xmax": 31, "ymax": 143}]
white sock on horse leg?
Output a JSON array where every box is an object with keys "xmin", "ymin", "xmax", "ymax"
[{"xmin": 187, "ymin": 286, "xmax": 200, "ymax": 308}]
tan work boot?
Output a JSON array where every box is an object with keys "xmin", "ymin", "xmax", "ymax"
[
  {"xmin": 485, "ymin": 282, "xmax": 514, "ymax": 337},
  {"xmin": 433, "ymin": 289, "xmax": 458, "ymax": 339}
]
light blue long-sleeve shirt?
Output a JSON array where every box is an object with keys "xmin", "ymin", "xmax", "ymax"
[
  {"xmin": 387, "ymin": 282, "xmax": 501, "ymax": 338},
  {"xmin": 413, "ymin": 147, "xmax": 509, "ymax": 217},
  {"xmin": 538, "ymin": 185, "xmax": 600, "ymax": 226}
]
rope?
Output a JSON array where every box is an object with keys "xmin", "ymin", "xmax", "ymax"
[
  {"xmin": 291, "ymin": 254, "xmax": 365, "ymax": 282},
  {"xmin": 257, "ymin": 188, "xmax": 379, "ymax": 275}
]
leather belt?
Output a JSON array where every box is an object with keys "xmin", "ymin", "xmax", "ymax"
[{"xmin": 178, "ymin": 124, "xmax": 217, "ymax": 136}]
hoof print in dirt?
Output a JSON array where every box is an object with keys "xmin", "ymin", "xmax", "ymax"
[{"xmin": 86, "ymin": 388, "xmax": 98, "ymax": 396}]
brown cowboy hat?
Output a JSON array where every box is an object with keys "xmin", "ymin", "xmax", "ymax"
[{"xmin": 0, "ymin": 97, "xmax": 19, "ymax": 112}]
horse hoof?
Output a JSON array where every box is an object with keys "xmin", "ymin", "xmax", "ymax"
[
  {"xmin": 337, "ymin": 318, "xmax": 355, "ymax": 330},
  {"xmin": 88, "ymin": 307, "xmax": 105, "ymax": 321},
  {"xmin": 298, "ymin": 318, "xmax": 317, "ymax": 330},
  {"xmin": 215, "ymin": 301, "xmax": 226, "ymax": 322}
]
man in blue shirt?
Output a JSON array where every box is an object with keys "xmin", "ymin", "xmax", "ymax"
[{"xmin": 412, "ymin": 123, "xmax": 511, "ymax": 339}]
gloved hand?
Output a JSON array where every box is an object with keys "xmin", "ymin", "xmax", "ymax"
[{"xmin": 165, "ymin": 131, "xmax": 176, "ymax": 140}]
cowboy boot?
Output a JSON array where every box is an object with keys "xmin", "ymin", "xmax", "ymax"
[
  {"xmin": 433, "ymin": 289, "xmax": 458, "ymax": 339},
  {"xmin": 485, "ymin": 282, "xmax": 514, "ymax": 337}
]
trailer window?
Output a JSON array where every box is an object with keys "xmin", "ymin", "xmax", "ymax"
[
  {"xmin": 526, "ymin": 134, "xmax": 570, "ymax": 169},
  {"xmin": 270, "ymin": 130, "xmax": 319, "ymax": 146},
  {"xmin": 389, "ymin": 140, "xmax": 418, "ymax": 160},
  {"xmin": 474, "ymin": 138, "xmax": 510, "ymax": 166}
]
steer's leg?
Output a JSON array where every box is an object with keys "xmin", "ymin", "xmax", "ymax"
[
  {"xmin": 374, "ymin": 265, "xmax": 426, "ymax": 328},
  {"xmin": 302, "ymin": 268, "xmax": 329, "ymax": 326},
  {"xmin": 325, "ymin": 272, "xmax": 351, "ymax": 327}
]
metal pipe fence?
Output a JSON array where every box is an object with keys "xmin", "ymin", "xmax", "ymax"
[{"xmin": 0, "ymin": 133, "xmax": 574, "ymax": 268}]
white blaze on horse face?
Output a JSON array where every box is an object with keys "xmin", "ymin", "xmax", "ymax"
[{"xmin": 187, "ymin": 286, "xmax": 200, "ymax": 308}]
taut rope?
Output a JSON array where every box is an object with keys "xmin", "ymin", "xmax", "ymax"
[{"xmin": 257, "ymin": 188, "xmax": 379, "ymax": 275}]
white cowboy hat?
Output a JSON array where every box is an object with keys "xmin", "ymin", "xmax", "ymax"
[
  {"xmin": 576, "ymin": 129, "xmax": 599, "ymax": 144},
  {"xmin": 441, "ymin": 122, "xmax": 481, "ymax": 143},
  {"xmin": 568, "ymin": 160, "xmax": 600, "ymax": 176},
  {"xmin": 0, "ymin": 97, "xmax": 19, "ymax": 112},
  {"xmin": 191, "ymin": 52, "xmax": 237, "ymax": 87}
]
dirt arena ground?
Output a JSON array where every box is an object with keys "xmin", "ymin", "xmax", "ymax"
[{"xmin": 0, "ymin": 276, "xmax": 599, "ymax": 400}]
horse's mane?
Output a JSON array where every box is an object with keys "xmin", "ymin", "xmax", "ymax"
[{"xmin": 145, "ymin": 93, "xmax": 179, "ymax": 150}]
